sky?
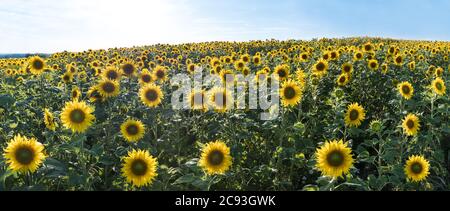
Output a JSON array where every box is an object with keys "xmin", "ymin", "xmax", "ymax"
[{"xmin": 0, "ymin": 0, "xmax": 449, "ymax": 53}]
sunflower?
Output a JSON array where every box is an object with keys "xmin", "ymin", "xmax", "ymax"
[
  {"xmin": 120, "ymin": 119, "xmax": 146, "ymax": 142},
  {"xmin": 198, "ymin": 141, "xmax": 233, "ymax": 175},
  {"xmin": 345, "ymin": 103, "xmax": 366, "ymax": 127},
  {"xmin": 153, "ymin": 65, "xmax": 168, "ymax": 82},
  {"xmin": 312, "ymin": 60, "xmax": 328, "ymax": 76},
  {"xmin": 139, "ymin": 84, "xmax": 164, "ymax": 108},
  {"xmin": 234, "ymin": 60, "xmax": 245, "ymax": 70},
  {"xmin": 122, "ymin": 150, "xmax": 158, "ymax": 187},
  {"xmin": 58, "ymin": 72, "xmax": 71, "ymax": 85},
  {"xmin": 280, "ymin": 80, "xmax": 302, "ymax": 107},
  {"xmin": 3, "ymin": 135, "xmax": 46, "ymax": 173},
  {"xmin": 43, "ymin": 109, "xmax": 57, "ymax": 131},
  {"xmin": 188, "ymin": 89, "xmax": 207, "ymax": 111},
  {"xmin": 103, "ymin": 66, "xmax": 121, "ymax": 81},
  {"xmin": 28, "ymin": 56, "xmax": 46, "ymax": 75},
  {"xmin": 404, "ymin": 155, "xmax": 430, "ymax": 182},
  {"xmin": 274, "ymin": 64, "xmax": 290, "ymax": 81},
  {"xmin": 121, "ymin": 62, "xmax": 137, "ymax": 77},
  {"xmin": 66, "ymin": 63, "xmax": 77, "ymax": 74},
  {"xmin": 60, "ymin": 100, "xmax": 95, "ymax": 133},
  {"xmin": 208, "ymin": 88, "xmax": 233, "ymax": 112},
  {"xmin": 431, "ymin": 77, "xmax": 446, "ymax": 96},
  {"xmin": 315, "ymin": 140, "xmax": 354, "ymax": 178},
  {"xmin": 187, "ymin": 63, "xmax": 197, "ymax": 74},
  {"xmin": 139, "ymin": 68, "xmax": 154, "ymax": 85},
  {"xmin": 402, "ymin": 114, "xmax": 420, "ymax": 136},
  {"xmin": 398, "ymin": 82, "xmax": 414, "ymax": 100},
  {"xmin": 368, "ymin": 59, "xmax": 379, "ymax": 71},
  {"xmin": 71, "ymin": 86, "xmax": 81, "ymax": 101},
  {"xmin": 408, "ymin": 61, "xmax": 416, "ymax": 71},
  {"xmin": 299, "ymin": 52, "xmax": 309, "ymax": 62},
  {"xmin": 97, "ymin": 79, "xmax": 120, "ymax": 99},
  {"xmin": 353, "ymin": 51, "xmax": 364, "ymax": 61},
  {"xmin": 87, "ymin": 86, "xmax": 104, "ymax": 103},
  {"xmin": 295, "ymin": 69, "xmax": 307, "ymax": 87},
  {"xmin": 394, "ymin": 54, "xmax": 404, "ymax": 66},
  {"xmin": 337, "ymin": 73, "xmax": 350, "ymax": 86},
  {"xmin": 252, "ymin": 55, "xmax": 261, "ymax": 65},
  {"xmin": 341, "ymin": 63, "xmax": 353, "ymax": 74}
]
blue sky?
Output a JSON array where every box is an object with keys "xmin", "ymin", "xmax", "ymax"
[{"xmin": 0, "ymin": 0, "xmax": 449, "ymax": 53}]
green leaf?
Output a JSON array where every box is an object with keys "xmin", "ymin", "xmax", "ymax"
[{"xmin": 0, "ymin": 94, "xmax": 15, "ymax": 108}]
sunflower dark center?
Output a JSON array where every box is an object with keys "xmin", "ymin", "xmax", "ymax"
[
  {"xmin": 131, "ymin": 159, "xmax": 148, "ymax": 176},
  {"xmin": 370, "ymin": 62, "xmax": 377, "ymax": 68},
  {"xmin": 32, "ymin": 60, "xmax": 44, "ymax": 70},
  {"xmin": 72, "ymin": 90, "xmax": 79, "ymax": 98},
  {"xmin": 63, "ymin": 75, "xmax": 70, "ymax": 81},
  {"xmin": 339, "ymin": 76, "xmax": 346, "ymax": 83},
  {"xmin": 302, "ymin": 54, "xmax": 307, "ymax": 59},
  {"xmin": 142, "ymin": 74, "xmax": 152, "ymax": 83},
  {"xmin": 349, "ymin": 109, "xmax": 359, "ymax": 121},
  {"xmin": 435, "ymin": 82, "xmax": 443, "ymax": 91},
  {"xmin": 238, "ymin": 63, "xmax": 244, "ymax": 68},
  {"xmin": 344, "ymin": 66, "xmax": 351, "ymax": 72},
  {"xmin": 102, "ymin": 82, "xmax": 116, "ymax": 93},
  {"xmin": 278, "ymin": 69, "xmax": 287, "ymax": 78},
  {"xmin": 327, "ymin": 151, "xmax": 345, "ymax": 167},
  {"xmin": 15, "ymin": 147, "xmax": 35, "ymax": 165},
  {"xmin": 284, "ymin": 87, "xmax": 296, "ymax": 99},
  {"xmin": 396, "ymin": 57, "xmax": 402, "ymax": 63},
  {"xmin": 406, "ymin": 120, "xmax": 415, "ymax": 129},
  {"xmin": 126, "ymin": 124, "xmax": 139, "ymax": 135},
  {"xmin": 70, "ymin": 109, "xmax": 86, "ymax": 124},
  {"xmin": 316, "ymin": 62, "xmax": 325, "ymax": 71},
  {"xmin": 145, "ymin": 89, "xmax": 158, "ymax": 102},
  {"xmin": 156, "ymin": 70, "xmax": 165, "ymax": 79},
  {"xmin": 207, "ymin": 150, "xmax": 224, "ymax": 166},
  {"xmin": 123, "ymin": 64, "xmax": 135, "ymax": 75},
  {"xmin": 107, "ymin": 71, "xmax": 118, "ymax": 79},
  {"xmin": 402, "ymin": 85, "xmax": 411, "ymax": 94},
  {"xmin": 411, "ymin": 162, "xmax": 423, "ymax": 174}
]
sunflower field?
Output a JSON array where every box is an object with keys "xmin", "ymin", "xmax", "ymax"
[{"xmin": 0, "ymin": 37, "xmax": 449, "ymax": 191}]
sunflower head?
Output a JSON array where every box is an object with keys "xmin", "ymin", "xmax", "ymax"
[
  {"xmin": 274, "ymin": 64, "xmax": 290, "ymax": 80},
  {"xmin": 60, "ymin": 100, "xmax": 95, "ymax": 133},
  {"xmin": 431, "ymin": 77, "xmax": 446, "ymax": 96},
  {"xmin": 153, "ymin": 65, "xmax": 168, "ymax": 82},
  {"xmin": 404, "ymin": 155, "xmax": 430, "ymax": 182},
  {"xmin": 28, "ymin": 56, "xmax": 46, "ymax": 75},
  {"xmin": 122, "ymin": 150, "xmax": 158, "ymax": 187},
  {"xmin": 368, "ymin": 59, "xmax": 379, "ymax": 70},
  {"xmin": 280, "ymin": 80, "xmax": 303, "ymax": 107},
  {"xmin": 43, "ymin": 109, "xmax": 58, "ymax": 131},
  {"xmin": 139, "ymin": 84, "xmax": 164, "ymax": 108},
  {"xmin": 121, "ymin": 62, "xmax": 137, "ymax": 77},
  {"xmin": 341, "ymin": 63, "xmax": 353, "ymax": 74},
  {"xmin": 345, "ymin": 103, "xmax": 366, "ymax": 127},
  {"xmin": 103, "ymin": 66, "xmax": 121, "ymax": 81},
  {"xmin": 402, "ymin": 114, "xmax": 420, "ymax": 136},
  {"xmin": 199, "ymin": 141, "xmax": 233, "ymax": 175},
  {"xmin": 315, "ymin": 140, "xmax": 354, "ymax": 178},
  {"xmin": 313, "ymin": 60, "xmax": 328, "ymax": 76},
  {"xmin": 120, "ymin": 119, "xmax": 146, "ymax": 142},
  {"xmin": 3, "ymin": 135, "xmax": 46, "ymax": 173},
  {"xmin": 398, "ymin": 82, "xmax": 414, "ymax": 100},
  {"xmin": 337, "ymin": 73, "xmax": 350, "ymax": 87},
  {"xmin": 97, "ymin": 79, "xmax": 120, "ymax": 99}
]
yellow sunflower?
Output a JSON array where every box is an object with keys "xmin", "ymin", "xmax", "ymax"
[
  {"xmin": 315, "ymin": 140, "xmax": 354, "ymax": 178},
  {"xmin": 274, "ymin": 64, "xmax": 290, "ymax": 80},
  {"xmin": 60, "ymin": 100, "xmax": 95, "ymax": 133},
  {"xmin": 139, "ymin": 68, "xmax": 154, "ymax": 85},
  {"xmin": 3, "ymin": 135, "xmax": 46, "ymax": 173},
  {"xmin": 103, "ymin": 66, "xmax": 121, "ymax": 81},
  {"xmin": 402, "ymin": 114, "xmax": 420, "ymax": 136},
  {"xmin": 139, "ymin": 84, "xmax": 164, "ymax": 108},
  {"xmin": 199, "ymin": 141, "xmax": 233, "ymax": 175},
  {"xmin": 28, "ymin": 56, "xmax": 46, "ymax": 75},
  {"xmin": 62, "ymin": 72, "xmax": 74, "ymax": 83},
  {"xmin": 120, "ymin": 119, "xmax": 146, "ymax": 142},
  {"xmin": 153, "ymin": 65, "xmax": 168, "ymax": 82},
  {"xmin": 44, "ymin": 109, "xmax": 58, "ymax": 131},
  {"xmin": 404, "ymin": 155, "xmax": 430, "ymax": 182},
  {"xmin": 394, "ymin": 54, "xmax": 404, "ymax": 66},
  {"xmin": 341, "ymin": 63, "xmax": 353, "ymax": 74},
  {"xmin": 368, "ymin": 59, "xmax": 379, "ymax": 71},
  {"xmin": 398, "ymin": 81, "xmax": 414, "ymax": 100},
  {"xmin": 431, "ymin": 77, "xmax": 446, "ymax": 96},
  {"xmin": 87, "ymin": 86, "xmax": 104, "ymax": 103},
  {"xmin": 337, "ymin": 73, "xmax": 350, "ymax": 86},
  {"xmin": 97, "ymin": 79, "xmax": 120, "ymax": 99},
  {"xmin": 353, "ymin": 51, "xmax": 364, "ymax": 61},
  {"xmin": 312, "ymin": 60, "xmax": 328, "ymax": 76},
  {"xmin": 71, "ymin": 86, "xmax": 81, "ymax": 101},
  {"xmin": 280, "ymin": 80, "xmax": 302, "ymax": 107},
  {"xmin": 121, "ymin": 62, "xmax": 137, "ymax": 77},
  {"xmin": 122, "ymin": 150, "xmax": 158, "ymax": 187},
  {"xmin": 345, "ymin": 103, "xmax": 366, "ymax": 127}
]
